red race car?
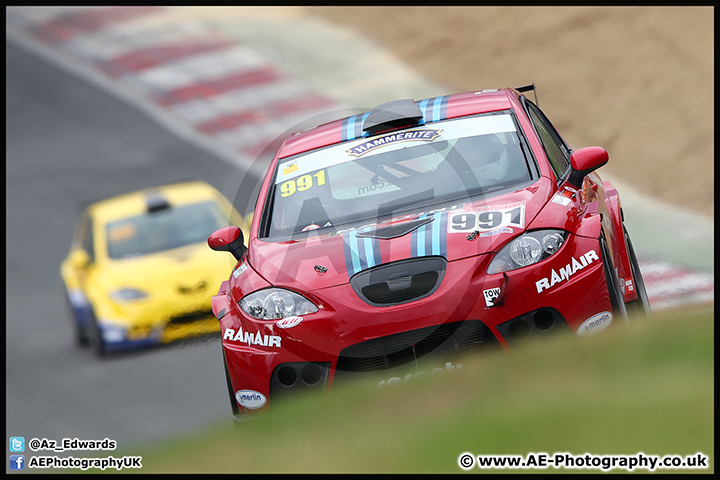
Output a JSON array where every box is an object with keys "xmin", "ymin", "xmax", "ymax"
[{"xmin": 209, "ymin": 85, "xmax": 650, "ymax": 419}]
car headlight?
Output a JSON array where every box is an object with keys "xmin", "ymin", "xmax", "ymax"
[
  {"xmin": 487, "ymin": 230, "xmax": 568, "ymax": 274},
  {"xmin": 239, "ymin": 288, "xmax": 318, "ymax": 320},
  {"xmin": 110, "ymin": 288, "xmax": 149, "ymax": 302},
  {"xmin": 97, "ymin": 319, "xmax": 127, "ymax": 342}
]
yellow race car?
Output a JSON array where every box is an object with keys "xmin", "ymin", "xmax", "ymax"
[{"xmin": 61, "ymin": 181, "xmax": 248, "ymax": 356}]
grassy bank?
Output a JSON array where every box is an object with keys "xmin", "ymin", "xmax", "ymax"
[{"xmin": 131, "ymin": 307, "xmax": 714, "ymax": 473}]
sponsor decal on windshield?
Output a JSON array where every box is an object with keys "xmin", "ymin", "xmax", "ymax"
[
  {"xmin": 345, "ymin": 129, "xmax": 443, "ymax": 157},
  {"xmin": 276, "ymin": 114, "xmax": 517, "ymax": 183}
]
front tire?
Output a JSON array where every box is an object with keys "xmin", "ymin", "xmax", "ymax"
[
  {"xmin": 222, "ymin": 347, "xmax": 241, "ymax": 419},
  {"xmin": 600, "ymin": 234, "xmax": 628, "ymax": 323},
  {"xmin": 623, "ymin": 225, "xmax": 651, "ymax": 317},
  {"xmin": 65, "ymin": 291, "xmax": 90, "ymax": 347},
  {"xmin": 88, "ymin": 311, "xmax": 107, "ymax": 357}
]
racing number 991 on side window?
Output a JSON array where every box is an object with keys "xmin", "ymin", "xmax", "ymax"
[{"xmin": 208, "ymin": 86, "xmax": 650, "ymax": 420}]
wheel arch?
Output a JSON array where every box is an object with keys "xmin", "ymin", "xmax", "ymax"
[{"xmin": 602, "ymin": 181, "xmax": 634, "ymax": 302}]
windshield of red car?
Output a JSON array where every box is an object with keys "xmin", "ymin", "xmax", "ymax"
[
  {"xmin": 106, "ymin": 201, "xmax": 227, "ymax": 259},
  {"xmin": 263, "ymin": 112, "xmax": 535, "ymax": 239}
]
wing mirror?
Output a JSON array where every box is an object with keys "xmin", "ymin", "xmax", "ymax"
[
  {"xmin": 567, "ymin": 146, "xmax": 609, "ymax": 188},
  {"xmin": 208, "ymin": 226, "xmax": 247, "ymax": 261},
  {"xmin": 69, "ymin": 249, "xmax": 91, "ymax": 270}
]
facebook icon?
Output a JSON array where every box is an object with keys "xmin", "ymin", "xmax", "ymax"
[{"xmin": 9, "ymin": 455, "xmax": 25, "ymax": 470}]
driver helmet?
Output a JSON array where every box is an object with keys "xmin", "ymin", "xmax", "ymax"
[{"xmin": 453, "ymin": 135, "xmax": 509, "ymax": 182}]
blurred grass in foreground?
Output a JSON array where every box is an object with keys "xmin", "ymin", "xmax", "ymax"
[{"xmin": 132, "ymin": 307, "xmax": 713, "ymax": 474}]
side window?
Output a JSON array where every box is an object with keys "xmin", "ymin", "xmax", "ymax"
[
  {"xmin": 75, "ymin": 215, "xmax": 95, "ymax": 263},
  {"xmin": 525, "ymin": 100, "xmax": 571, "ymax": 181}
]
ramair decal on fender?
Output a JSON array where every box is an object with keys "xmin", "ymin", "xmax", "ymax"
[
  {"xmin": 224, "ymin": 327, "xmax": 281, "ymax": 348},
  {"xmin": 535, "ymin": 250, "xmax": 600, "ymax": 293}
]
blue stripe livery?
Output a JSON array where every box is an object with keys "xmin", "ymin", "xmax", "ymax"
[
  {"xmin": 342, "ymin": 112, "xmax": 371, "ymax": 141},
  {"xmin": 342, "ymin": 96, "xmax": 448, "ymax": 143},
  {"xmin": 411, "ymin": 212, "xmax": 447, "ymax": 259},
  {"xmin": 417, "ymin": 96, "xmax": 448, "ymax": 123},
  {"xmin": 343, "ymin": 226, "xmax": 382, "ymax": 277},
  {"xmin": 344, "ymin": 213, "xmax": 448, "ymax": 279}
]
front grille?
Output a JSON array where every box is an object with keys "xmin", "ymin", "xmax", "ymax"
[
  {"xmin": 351, "ymin": 256, "xmax": 446, "ymax": 306},
  {"xmin": 336, "ymin": 320, "xmax": 498, "ymax": 373},
  {"xmin": 176, "ymin": 280, "xmax": 208, "ymax": 295},
  {"xmin": 361, "ymin": 271, "xmax": 438, "ymax": 304},
  {"xmin": 166, "ymin": 309, "xmax": 213, "ymax": 327}
]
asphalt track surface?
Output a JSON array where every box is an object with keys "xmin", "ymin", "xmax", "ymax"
[{"xmin": 5, "ymin": 6, "xmax": 714, "ymax": 469}]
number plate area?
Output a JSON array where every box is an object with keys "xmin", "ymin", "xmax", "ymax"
[{"xmin": 448, "ymin": 201, "xmax": 525, "ymax": 233}]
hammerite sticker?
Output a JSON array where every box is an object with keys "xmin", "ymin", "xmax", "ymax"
[{"xmin": 346, "ymin": 129, "xmax": 443, "ymax": 157}]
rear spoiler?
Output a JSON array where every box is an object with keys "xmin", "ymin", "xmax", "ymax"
[{"xmin": 515, "ymin": 84, "xmax": 538, "ymax": 105}]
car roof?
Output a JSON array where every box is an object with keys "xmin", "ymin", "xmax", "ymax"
[
  {"xmin": 277, "ymin": 87, "xmax": 520, "ymax": 159},
  {"xmin": 86, "ymin": 181, "xmax": 223, "ymax": 224}
]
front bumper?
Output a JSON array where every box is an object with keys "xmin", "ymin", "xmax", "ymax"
[
  {"xmin": 221, "ymin": 235, "xmax": 612, "ymax": 415},
  {"xmin": 98, "ymin": 308, "xmax": 219, "ymax": 352}
]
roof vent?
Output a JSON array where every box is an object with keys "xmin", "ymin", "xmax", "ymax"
[
  {"xmin": 145, "ymin": 192, "xmax": 171, "ymax": 213},
  {"xmin": 362, "ymin": 99, "xmax": 423, "ymax": 136}
]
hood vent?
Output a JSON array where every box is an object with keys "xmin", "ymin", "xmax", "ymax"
[
  {"xmin": 350, "ymin": 256, "xmax": 446, "ymax": 306},
  {"xmin": 356, "ymin": 217, "xmax": 434, "ymax": 240}
]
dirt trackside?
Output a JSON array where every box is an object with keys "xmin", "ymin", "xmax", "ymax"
[{"xmin": 305, "ymin": 6, "xmax": 713, "ymax": 218}]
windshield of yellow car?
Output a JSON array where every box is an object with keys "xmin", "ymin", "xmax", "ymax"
[
  {"xmin": 106, "ymin": 201, "xmax": 227, "ymax": 259},
  {"xmin": 262, "ymin": 112, "xmax": 536, "ymax": 239}
]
